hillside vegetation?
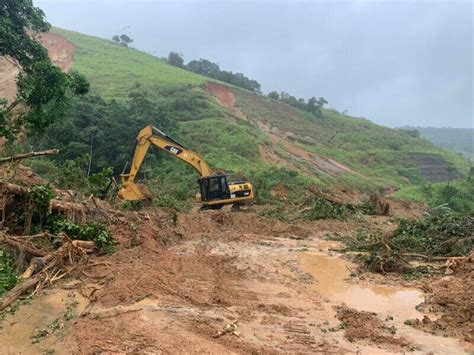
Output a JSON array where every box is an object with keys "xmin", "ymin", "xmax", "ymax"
[
  {"xmin": 415, "ymin": 127, "xmax": 473, "ymax": 161},
  {"xmin": 25, "ymin": 28, "xmax": 471, "ymax": 210}
]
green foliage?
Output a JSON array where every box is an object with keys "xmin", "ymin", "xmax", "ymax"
[
  {"xmin": 415, "ymin": 127, "xmax": 474, "ymax": 161},
  {"xmin": 308, "ymin": 197, "xmax": 350, "ymax": 220},
  {"xmin": 0, "ymin": 4, "xmax": 89, "ymax": 141},
  {"xmin": 392, "ymin": 211, "xmax": 473, "ymax": 256},
  {"xmin": 398, "ymin": 128, "xmax": 420, "ymax": 138},
  {"xmin": 112, "ymin": 34, "xmax": 133, "ymax": 47},
  {"xmin": 186, "ymin": 58, "xmax": 261, "ymax": 93},
  {"xmin": 306, "ymin": 197, "xmax": 375, "ymax": 221},
  {"xmin": 273, "ymin": 92, "xmax": 327, "ymax": 117},
  {"xmin": 0, "ymin": 248, "xmax": 18, "ymax": 297},
  {"xmin": 167, "ymin": 52, "xmax": 184, "ymax": 68},
  {"xmin": 267, "ymin": 91, "xmax": 280, "ymax": 100},
  {"xmin": 395, "ymin": 179, "xmax": 474, "ymax": 213},
  {"xmin": 339, "ymin": 210, "xmax": 473, "ymax": 273},
  {"xmin": 251, "ymin": 167, "xmax": 313, "ymax": 204},
  {"xmin": 32, "ymin": 87, "xmax": 217, "ymax": 175},
  {"xmin": 26, "ymin": 185, "xmax": 54, "ymax": 212},
  {"xmin": 0, "ymin": 0, "xmax": 50, "ymax": 67},
  {"xmin": 22, "ymin": 184, "xmax": 54, "ymax": 232},
  {"xmin": 48, "ymin": 217, "xmax": 115, "ymax": 253}
]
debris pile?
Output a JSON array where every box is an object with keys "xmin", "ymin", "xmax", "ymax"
[
  {"xmin": 334, "ymin": 304, "xmax": 413, "ymax": 350},
  {"xmin": 0, "ymin": 157, "xmax": 116, "ymax": 309},
  {"xmin": 337, "ymin": 210, "xmax": 473, "ymax": 273}
]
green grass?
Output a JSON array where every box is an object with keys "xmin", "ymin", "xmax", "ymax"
[
  {"xmin": 53, "ymin": 28, "xmax": 209, "ymax": 99},
  {"xmin": 44, "ymin": 28, "xmax": 472, "ymax": 203},
  {"xmin": 234, "ymin": 88, "xmax": 470, "ymax": 189},
  {"xmin": 394, "ymin": 178, "xmax": 474, "ymax": 213}
]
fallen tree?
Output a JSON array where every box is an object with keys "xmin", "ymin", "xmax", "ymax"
[
  {"xmin": 0, "ymin": 149, "xmax": 59, "ymax": 164},
  {"xmin": 0, "ymin": 166, "xmax": 116, "ymax": 307}
]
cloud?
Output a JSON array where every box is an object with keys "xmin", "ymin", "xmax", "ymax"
[{"xmin": 36, "ymin": 0, "xmax": 473, "ymax": 127}]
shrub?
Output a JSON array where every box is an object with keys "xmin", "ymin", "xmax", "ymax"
[
  {"xmin": 48, "ymin": 217, "xmax": 116, "ymax": 254},
  {"xmin": 0, "ymin": 248, "xmax": 18, "ymax": 297}
]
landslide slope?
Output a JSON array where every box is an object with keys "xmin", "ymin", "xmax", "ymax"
[{"xmin": 6, "ymin": 28, "xmax": 470, "ymax": 197}]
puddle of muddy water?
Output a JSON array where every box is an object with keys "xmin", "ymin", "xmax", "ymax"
[
  {"xmin": 299, "ymin": 252, "xmax": 424, "ymax": 320},
  {"xmin": 296, "ymin": 244, "xmax": 470, "ymax": 353},
  {"xmin": 0, "ymin": 289, "xmax": 88, "ymax": 355}
]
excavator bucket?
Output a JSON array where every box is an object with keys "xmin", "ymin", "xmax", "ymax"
[{"xmin": 117, "ymin": 181, "xmax": 153, "ymax": 201}]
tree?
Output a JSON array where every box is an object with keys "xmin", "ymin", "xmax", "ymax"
[
  {"xmin": 267, "ymin": 91, "xmax": 279, "ymax": 100},
  {"xmin": 187, "ymin": 59, "xmax": 220, "ymax": 77},
  {"xmin": 0, "ymin": 0, "xmax": 89, "ymax": 142},
  {"xmin": 167, "ymin": 52, "xmax": 184, "ymax": 68},
  {"xmin": 119, "ymin": 34, "xmax": 133, "ymax": 47},
  {"xmin": 112, "ymin": 34, "xmax": 133, "ymax": 47},
  {"xmin": 307, "ymin": 96, "xmax": 328, "ymax": 116}
]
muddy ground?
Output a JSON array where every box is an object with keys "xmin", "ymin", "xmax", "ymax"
[{"xmin": 0, "ymin": 205, "xmax": 472, "ymax": 354}]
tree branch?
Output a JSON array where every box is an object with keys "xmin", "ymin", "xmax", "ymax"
[{"xmin": 0, "ymin": 149, "xmax": 59, "ymax": 164}]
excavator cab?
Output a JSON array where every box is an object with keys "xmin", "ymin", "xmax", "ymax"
[
  {"xmin": 197, "ymin": 174, "xmax": 254, "ymax": 207},
  {"xmin": 199, "ymin": 175, "xmax": 230, "ymax": 202}
]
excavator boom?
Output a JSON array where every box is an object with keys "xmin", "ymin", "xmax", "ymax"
[{"xmin": 118, "ymin": 125, "xmax": 254, "ymax": 207}]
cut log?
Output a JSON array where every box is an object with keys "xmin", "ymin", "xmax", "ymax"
[
  {"xmin": 51, "ymin": 200, "xmax": 88, "ymax": 215},
  {"xmin": 0, "ymin": 182, "xmax": 28, "ymax": 195},
  {"xmin": 2, "ymin": 238, "xmax": 47, "ymax": 257},
  {"xmin": 0, "ymin": 149, "xmax": 59, "ymax": 164},
  {"xmin": 0, "ymin": 182, "xmax": 89, "ymax": 214},
  {"xmin": 20, "ymin": 239, "xmax": 95, "ymax": 279},
  {"xmin": 0, "ymin": 274, "xmax": 45, "ymax": 310}
]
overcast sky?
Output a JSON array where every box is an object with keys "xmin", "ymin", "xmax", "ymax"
[{"xmin": 35, "ymin": 0, "xmax": 473, "ymax": 128}]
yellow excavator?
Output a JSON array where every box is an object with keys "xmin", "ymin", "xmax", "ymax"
[{"xmin": 118, "ymin": 125, "xmax": 254, "ymax": 208}]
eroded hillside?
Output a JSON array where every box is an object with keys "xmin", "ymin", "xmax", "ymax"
[{"xmin": 4, "ymin": 28, "xmax": 465, "ymax": 199}]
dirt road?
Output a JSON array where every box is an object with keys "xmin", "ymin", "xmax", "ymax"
[{"xmin": 0, "ymin": 209, "xmax": 471, "ymax": 353}]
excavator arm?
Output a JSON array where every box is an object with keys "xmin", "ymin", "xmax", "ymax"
[{"xmin": 118, "ymin": 125, "xmax": 211, "ymax": 200}]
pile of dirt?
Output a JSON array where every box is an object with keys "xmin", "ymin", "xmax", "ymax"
[
  {"xmin": 334, "ymin": 304, "xmax": 413, "ymax": 351},
  {"xmin": 409, "ymin": 263, "xmax": 474, "ymax": 343}
]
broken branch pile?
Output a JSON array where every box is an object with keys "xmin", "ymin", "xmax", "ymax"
[
  {"xmin": 337, "ymin": 211, "xmax": 473, "ymax": 273},
  {"xmin": 0, "ymin": 232, "xmax": 95, "ymax": 310},
  {"xmin": 1, "ymin": 163, "xmax": 116, "ymax": 309}
]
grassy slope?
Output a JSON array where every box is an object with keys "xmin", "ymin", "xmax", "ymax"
[
  {"xmin": 55, "ymin": 28, "xmax": 470, "ymax": 195},
  {"xmin": 415, "ymin": 127, "xmax": 474, "ymax": 161},
  {"xmin": 54, "ymin": 28, "xmax": 208, "ymax": 98},
  {"xmin": 235, "ymin": 89, "xmax": 469, "ymax": 188}
]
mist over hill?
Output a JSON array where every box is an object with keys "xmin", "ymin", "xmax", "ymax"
[{"xmin": 410, "ymin": 127, "xmax": 473, "ymax": 161}]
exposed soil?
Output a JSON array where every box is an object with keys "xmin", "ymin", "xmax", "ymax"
[
  {"xmin": 334, "ymin": 304, "xmax": 412, "ymax": 351},
  {"xmin": 38, "ymin": 33, "xmax": 76, "ymax": 72},
  {"xmin": 0, "ymin": 166, "xmax": 471, "ymax": 353},
  {"xmin": 1, "ymin": 203, "xmax": 470, "ymax": 353},
  {"xmin": 204, "ymin": 82, "xmax": 236, "ymax": 111},
  {"xmin": 410, "ymin": 153, "xmax": 461, "ymax": 183},
  {"xmin": 409, "ymin": 264, "xmax": 474, "ymax": 345},
  {"xmin": 0, "ymin": 33, "xmax": 75, "ymax": 103},
  {"xmin": 0, "ymin": 57, "xmax": 20, "ymax": 103},
  {"xmin": 266, "ymin": 132, "xmax": 355, "ymax": 177},
  {"xmin": 203, "ymin": 82, "xmax": 358, "ymax": 178}
]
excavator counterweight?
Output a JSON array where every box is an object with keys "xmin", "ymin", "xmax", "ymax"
[{"xmin": 118, "ymin": 125, "xmax": 254, "ymax": 208}]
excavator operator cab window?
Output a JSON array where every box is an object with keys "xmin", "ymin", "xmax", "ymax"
[{"xmin": 199, "ymin": 175, "xmax": 230, "ymax": 201}]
